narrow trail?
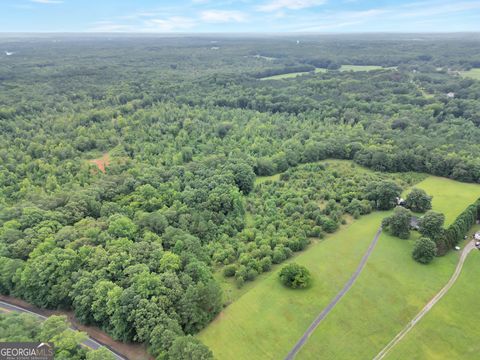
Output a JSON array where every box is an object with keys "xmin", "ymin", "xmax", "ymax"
[
  {"xmin": 373, "ymin": 240, "xmax": 476, "ymax": 360},
  {"xmin": 284, "ymin": 226, "xmax": 383, "ymax": 360}
]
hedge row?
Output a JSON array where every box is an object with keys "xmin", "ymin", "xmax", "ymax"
[{"xmin": 438, "ymin": 198, "xmax": 480, "ymax": 255}]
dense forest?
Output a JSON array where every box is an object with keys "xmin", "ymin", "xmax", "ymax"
[{"xmin": 1, "ymin": 34, "xmax": 480, "ymax": 359}]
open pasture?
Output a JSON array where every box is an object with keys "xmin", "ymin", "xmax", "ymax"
[
  {"xmin": 200, "ymin": 175, "xmax": 480, "ymax": 360},
  {"xmin": 339, "ymin": 65, "xmax": 390, "ymax": 72},
  {"xmin": 297, "ymin": 177, "xmax": 480, "ymax": 359},
  {"xmin": 386, "ymin": 226, "xmax": 480, "ymax": 360},
  {"xmin": 460, "ymin": 68, "xmax": 480, "ymax": 80},
  {"xmin": 260, "ymin": 68, "xmax": 327, "ymax": 80}
]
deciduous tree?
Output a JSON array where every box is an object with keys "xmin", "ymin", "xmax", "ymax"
[
  {"xmin": 412, "ymin": 237, "xmax": 437, "ymax": 264},
  {"xmin": 405, "ymin": 188, "xmax": 432, "ymax": 212}
]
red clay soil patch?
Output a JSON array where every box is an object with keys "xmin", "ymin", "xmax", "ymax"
[
  {"xmin": 0, "ymin": 295, "xmax": 152, "ymax": 360},
  {"xmin": 88, "ymin": 153, "xmax": 111, "ymax": 174}
]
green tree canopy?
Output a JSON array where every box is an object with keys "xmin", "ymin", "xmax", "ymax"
[
  {"xmin": 366, "ymin": 181, "xmax": 402, "ymax": 210},
  {"xmin": 412, "ymin": 237, "xmax": 437, "ymax": 264},
  {"xmin": 405, "ymin": 188, "xmax": 432, "ymax": 212},
  {"xmin": 382, "ymin": 207, "xmax": 412, "ymax": 239},
  {"xmin": 419, "ymin": 211, "xmax": 445, "ymax": 242},
  {"xmin": 167, "ymin": 335, "xmax": 213, "ymax": 360},
  {"xmin": 279, "ymin": 263, "xmax": 312, "ymax": 289},
  {"xmin": 107, "ymin": 215, "xmax": 137, "ymax": 240}
]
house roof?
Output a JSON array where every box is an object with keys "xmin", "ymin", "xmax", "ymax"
[{"xmin": 410, "ymin": 216, "xmax": 420, "ymax": 228}]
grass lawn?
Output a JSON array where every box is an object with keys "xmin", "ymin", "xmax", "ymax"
[
  {"xmin": 296, "ymin": 178, "xmax": 480, "ymax": 359},
  {"xmin": 314, "ymin": 68, "xmax": 328, "ymax": 74},
  {"xmin": 198, "ymin": 212, "xmax": 387, "ymax": 360},
  {"xmin": 386, "ymin": 226, "xmax": 480, "ymax": 360},
  {"xmin": 260, "ymin": 68, "xmax": 327, "ymax": 80},
  {"xmin": 339, "ymin": 65, "xmax": 392, "ymax": 72},
  {"xmin": 260, "ymin": 66, "xmax": 395, "ymax": 78},
  {"xmin": 459, "ymin": 68, "xmax": 480, "ymax": 80},
  {"xmin": 254, "ymin": 173, "xmax": 280, "ymax": 185},
  {"xmin": 411, "ymin": 176, "xmax": 480, "ymax": 225},
  {"xmin": 297, "ymin": 230, "xmax": 458, "ymax": 360}
]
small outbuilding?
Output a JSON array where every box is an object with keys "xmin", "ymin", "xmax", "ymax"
[{"xmin": 474, "ymin": 232, "xmax": 480, "ymax": 241}]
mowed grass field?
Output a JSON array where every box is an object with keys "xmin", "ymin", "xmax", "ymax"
[
  {"xmin": 386, "ymin": 227, "xmax": 480, "ymax": 360},
  {"xmin": 260, "ymin": 65, "xmax": 394, "ymax": 79},
  {"xmin": 297, "ymin": 178, "xmax": 480, "ymax": 359},
  {"xmin": 339, "ymin": 65, "xmax": 391, "ymax": 72},
  {"xmin": 198, "ymin": 212, "xmax": 387, "ymax": 359},
  {"xmin": 412, "ymin": 176, "xmax": 480, "ymax": 225},
  {"xmin": 460, "ymin": 68, "xmax": 480, "ymax": 80},
  {"xmin": 199, "ymin": 175, "xmax": 480, "ymax": 360},
  {"xmin": 260, "ymin": 68, "xmax": 327, "ymax": 80}
]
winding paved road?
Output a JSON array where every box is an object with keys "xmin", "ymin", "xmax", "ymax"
[
  {"xmin": 284, "ymin": 226, "xmax": 383, "ymax": 360},
  {"xmin": 0, "ymin": 300, "xmax": 127, "ymax": 360},
  {"xmin": 372, "ymin": 240, "xmax": 476, "ymax": 360}
]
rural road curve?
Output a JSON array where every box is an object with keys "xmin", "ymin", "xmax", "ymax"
[
  {"xmin": 284, "ymin": 226, "xmax": 383, "ymax": 360},
  {"xmin": 373, "ymin": 240, "xmax": 476, "ymax": 360},
  {"xmin": 0, "ymin": 300, "xmax": 128, "ymax": 360}
]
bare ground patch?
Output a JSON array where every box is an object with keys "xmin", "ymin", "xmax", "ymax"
[{"xmin": 88, "ymin": 153, "xmax": 111, "ymax": 174}]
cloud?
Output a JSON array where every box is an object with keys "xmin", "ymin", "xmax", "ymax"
[
  {"xmin": 81, "ymin": 0, "xmax": 480, "ymax": 33},
  {"xmin": 30, "ymin": 0, "xmax": 63, "ymax": 4},
  {"xmin": 143, "ymin": 17, "xmax": 196, "ymax": 31},
  {"xmin": 89, "ymin": 21, "xmax": 134, "ymax": 32},
  {"xmin": 200, "ymin": 10, "xmax": 247, "ymax": 23},
  {"xmin": 396, "ymin": 1, "xmax": 480, "ymax": 18},
  {"xmin": 284, "ymin": 1, "xmax": 480, "ymax": 33},
  {"xmin": 89, "ymin": 16, "xmax": 197, "ymax": 33},
  {"xmin": 257, "ymin": 0, "xmax": 327, "ymax": 12},
  {"xmin": 285, "ymin": 8, "xmax": 388, "ymax": 32}
]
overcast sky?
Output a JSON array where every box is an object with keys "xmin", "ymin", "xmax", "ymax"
[{"xmin": 1, "ymin": 0, "xmax": 480, "ymax": 33}]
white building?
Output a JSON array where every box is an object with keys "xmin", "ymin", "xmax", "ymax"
[{"xmin": 475, "ymin": 232, "xmax": 480, "ymax": 241}]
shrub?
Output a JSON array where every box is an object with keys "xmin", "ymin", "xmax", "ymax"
[
  {"xmin": 272, "ymin": 248, "xmax": 286, "ymax": 264},
  {"xmin": 235, "ymin": 276, "xmax": 245, "ymax": 289},
  {"xmin": 260, "ymin": 257, "xmax": 272, "ymax": 272},
  {"xmin": 223, "ymin": 264, "xmax": 236, "ymax": 277},
  {"xmin": 246, "ymin": 269, "xmax": 258, "ymax": 281},
  {"xmin": 412, "ymin": 237, "xmax": 437, "ymax": 264},
  {"xmin": 308, "ymin": 226, "xmax": 323, "ymax": 237},
  {"xmin": 279, "ymin": 263, "xmax": 312, "ymax": 289},
  {"xmin": 322, "ymin": 219, "xmax": 338, "ymax": 233}
]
